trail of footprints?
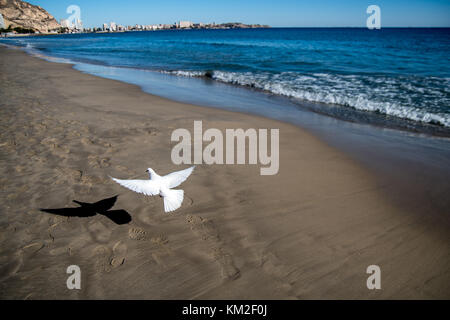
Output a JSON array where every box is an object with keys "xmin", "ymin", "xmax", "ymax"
[
  {"xmin": 4, "ymin": 104, "xmax": 240, "ymax": 283},
  {"xmin": 186, "ymin": 215, "xmax": 240, "ymax": 280},
  {"xmin": 94, "ymin": 216, "xmax": 240, "ymax": 281},
  {"xmin": 15, "ymin": 214, "xmax": 240, "ymax": 285},
  {"xmin": 92, "ymin": 226, "xmax": 169, "ymax": 273}
]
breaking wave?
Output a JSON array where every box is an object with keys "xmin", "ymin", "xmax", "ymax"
[{"xmin": 162, "ymin": 69, "xmax": 450, "ymax": 127}]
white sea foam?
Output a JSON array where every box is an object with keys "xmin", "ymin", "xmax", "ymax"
[
  {"xmin": 161, "ymin": 70, "xmax": 205, "ymax": 77},
  {"xmin": 164, "ymin": 69, "xmax": 450, "ymax": 127}
]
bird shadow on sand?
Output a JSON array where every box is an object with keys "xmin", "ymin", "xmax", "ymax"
[{"xmin": 40, "ymin": 195, "xmax": 131, "ymax": 225}]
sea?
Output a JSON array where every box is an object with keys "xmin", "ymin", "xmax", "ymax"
[{"xmin": 1, "ymin": 28, "xmax": 450, "ymax": 135}]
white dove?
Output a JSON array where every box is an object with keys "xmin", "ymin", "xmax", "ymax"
[{"xmin": 110, "ymin": 166, "xmax": 195, "ymax": 213}]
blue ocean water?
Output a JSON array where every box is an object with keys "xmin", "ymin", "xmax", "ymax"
[{"xmin": 2, "ymin": 28, "xmax": 450, "ymax": 129}]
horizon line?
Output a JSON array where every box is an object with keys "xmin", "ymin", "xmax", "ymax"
[{"xmin": 82, "ymin": 26, "xmax": 450, "ymax": 29}]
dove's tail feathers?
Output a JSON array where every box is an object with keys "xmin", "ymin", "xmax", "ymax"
[{"xmin": 163, "ymin": 189, "xmax": 184, "ymax": 213}]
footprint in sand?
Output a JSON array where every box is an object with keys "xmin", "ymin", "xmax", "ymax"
[
  {"xmin": 110, "ymin": 241, "xmax": 127, "ymax": 268},
  {"xmin": 150, "ymin": 234, "xmax": 171, "ymax": 264},
  {"xmin": 213, "ymin": 247, "xmax": 241, "ymax": 280},
  {"xmin": 93, "ymin": 245, "xmax": 112, "ymax": 273},
  {"xmin": 186, "ymin": 215, "xmax": 219, "ymax": 242},
  {"xmin": 184, "ymin": 195, "xmax": 195, "ymax": 206},
  {"xmin": 128, "ymin": 227, "xmax": 147, "ymax": 241},
  {"xmin": 93, "ymin": 242, "xmax": 127, "ymax": 272},
  {"xmin": 88, "ymin": 155, "xmax": 111, "ymax": 168},
  {"xmin": 151, "ymin": 234, "xmax": 169, "ymax": 246},
  {"xmin": 151, "ymin": 234, "xmax": 170, "ymax": 257}
]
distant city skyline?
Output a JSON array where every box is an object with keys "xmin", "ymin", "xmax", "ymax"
[
  {"xmin": 59, "ymin": 21, "xmax": 267, "ymax": 34},
  {"xmin": 27, "ymin": 0, "xmax": 450, "ymax": 29}
]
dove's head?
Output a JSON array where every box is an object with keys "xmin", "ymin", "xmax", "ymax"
[{"xmin": 145, "ymin": 168, "xmax": 155, "ymax": 178}]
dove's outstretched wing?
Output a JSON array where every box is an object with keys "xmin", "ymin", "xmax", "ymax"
[
  {"xmin": 110, "ymin": 177, "xmax": 159, "ymax": 196},
  {"xmin": 162, "ymin": 166, "xmax": 195, "ymax": 189}
]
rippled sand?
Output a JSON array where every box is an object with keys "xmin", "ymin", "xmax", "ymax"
[{"xmin": 0, "ymin": 46, "xmax": 448, "ymax": 299}]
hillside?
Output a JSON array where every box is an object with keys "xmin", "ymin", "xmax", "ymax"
[{"xmin": 0, "ymin": 0, "xmax": 60, "ymax": 33}]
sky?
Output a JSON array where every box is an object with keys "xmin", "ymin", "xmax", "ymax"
[{"xmin": 27, "ymin": 0, "xmax": 450, "ymax": 28}]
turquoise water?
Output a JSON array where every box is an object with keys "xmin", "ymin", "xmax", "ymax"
[{"xmin": 2, "ymin": 28, "xmax": 450, "ymax": 130}]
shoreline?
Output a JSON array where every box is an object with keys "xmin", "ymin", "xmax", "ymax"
[
  {"xmin": 0, "ymin": 46, "xmax": 449, "ymax": 299},
  {"xmin": 2, "ymin": 30, "xmax": 450, "ymax": 135},
  {"xmin": 81, "ymin": 61, "xmax": 450, "ymax": 138}
]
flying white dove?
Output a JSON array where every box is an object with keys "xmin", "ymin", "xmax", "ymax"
[{"xmin": 110, "ymin": 166, "xmax": 195, "ymax": 213}]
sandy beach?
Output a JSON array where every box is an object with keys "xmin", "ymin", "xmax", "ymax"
[{"xmin": 0, "ymin": 46, "xmax": 449, "ymax": 299}]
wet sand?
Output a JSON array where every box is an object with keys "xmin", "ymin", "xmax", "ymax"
[{"xmin": 0, "ymin": 46, "xmax": 449, "ymax": 299}]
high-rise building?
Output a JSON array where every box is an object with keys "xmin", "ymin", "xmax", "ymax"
[
  {"xmin": 75, "ymin": 18, "xmax": 83, "ymax": 30},
  {"xmin": 179, "ymin": 21, "xmax": 193, "ymax": 28}
]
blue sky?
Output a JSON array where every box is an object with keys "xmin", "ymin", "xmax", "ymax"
[{"xmin": 27, "ymin": 0, "xmax": 450, "ymax": 28}]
